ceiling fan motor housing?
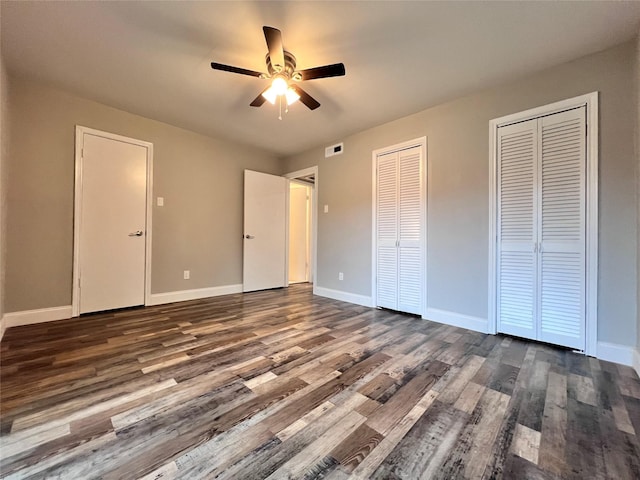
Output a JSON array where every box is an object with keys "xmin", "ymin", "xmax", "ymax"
[{"xmin": 266, "ymin": 51, "xmax": 297, "ymax": 79}]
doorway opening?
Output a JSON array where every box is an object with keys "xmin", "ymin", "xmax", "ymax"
[{"xmin": 285, "ymin": 167, "xmax": 317, "ymax": 286}]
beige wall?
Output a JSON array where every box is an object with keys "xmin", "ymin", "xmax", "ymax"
[
  {"xmin": 0, "ymin": 53, "xmax": 8, "ymax": 335},
  {"xmin": 284, "ymin": 41, "xmax": 638, "ymax": 347},
  {"xmin": 636, "ymin": 28, "xmax": 640, "ymax": 351},
  {"xmin": 6, "ymin": 77, "xmax": 281, "ymax": 313}
]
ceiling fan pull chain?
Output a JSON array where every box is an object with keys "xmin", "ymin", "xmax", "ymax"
[{"xmin": 279, "ymin": 96, "xmax": 283, "ymax": 120}]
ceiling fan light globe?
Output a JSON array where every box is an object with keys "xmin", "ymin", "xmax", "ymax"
[
  {"xmin": 271, "ymin": 76, "xmax": 288, "ymax": 96},
  {"xmin": 262, "ymin": 87, "xmax": 278, "ymax": 104},
  {"xmin": 285, "ymin": 88, "xmax": 300, "ymax": 106}
]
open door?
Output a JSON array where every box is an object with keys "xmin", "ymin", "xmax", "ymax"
[{"xmin": 243, "ymin": 170, "xmax": 287, "ymax": 292}]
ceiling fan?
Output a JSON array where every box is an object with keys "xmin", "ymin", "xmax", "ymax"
[{"xmin": 211, "ymin": 26, "xmax": 345, "ymax": 114}]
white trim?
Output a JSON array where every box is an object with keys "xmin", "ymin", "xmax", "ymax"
[
  {"xmin": 633, "ymin": 348, "xmax": 640, "ymax": 378},
  {"xmin": 284, "ymin": 177, "xmax": 290, "ymax": 286},
  {"xmin": 285, "ymin": 166, "xmax": 318, "ymax": 285},
  {"xmin": 3, "ymin": 306, "xmax": 72, "ymax": 328},
  {"xmin": 488, "ymin": 121, "xmax": 497, "ymax": 335},
  {"xmin": 73, "ymin": 126, "xmax": 154, "ymax": 317},
  {"xmin": 423, "ymin": 308, "xmax": 489, "ymax": 334},
  {"xmin": 0, "ymin": 317, "xmax": 6, "ymax": 342},
  {"xmin": 596, "ymin": 341, "xmax": 634, "ymax": 367},
  {"xmin": 586, "ymin": 95, "xmax": 599, "ymax": 356},
  {"xmin": 488, "ymin": 92, "xmax": 599, "ymax": 355},
  {"xmin": 371, "ymin": 136, "xmax": 427, "ymax": 315},
  {"xmin": 147, "ymin": 284, "xmax": 242, "ymax": 306},
  {"xmin": 313, "ymin": 286, "xmax": 373, "ymax": 308}
]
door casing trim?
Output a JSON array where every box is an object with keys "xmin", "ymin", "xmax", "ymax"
[
  {"xmin": 488, "ymin": 92, "xmax": 598, "ymax": 355},
  {"xmin": 72, "ymin": 126, "xmax": 154, "ymax": 317},
  {"xmin": 371, "ymin": 137, "xmax": 427, "ymax": 315},
  {"xmin": 285, "ymin": 166, "xmax": 318, "ymax": 288}
]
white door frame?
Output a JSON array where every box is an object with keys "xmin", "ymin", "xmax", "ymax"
[
  {"xmin": 285, "ymin": 166, "xmax": 318, "ymax": 288},
  {"xmin": 72, "ymin": 126, "xmax": 154, "ymax": 317},
  {"xmin": 488, "ymin": 92, "xmax": 598, "ymax": 355},
  {"xmin": 371, "ymin": 137, "xmax": 427, "ymax": 315}
]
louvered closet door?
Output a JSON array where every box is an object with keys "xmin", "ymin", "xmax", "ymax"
[
  {"xmin": 375, "ymin": 146, "xmax": 423, "ymax": 314},
  {"xmin": 376, "ymin": 152, "xmax": 399, "ymax": 310},
  {"xmin": 538, "ymin": 107, "xmax": 586, "ymax": 349},
  {"xmin": 397, "ymin": 147, "xmax": 422, "ymax": 314},
  {"xmin": 497, "ymin": 119, "xmax": 538, "ymax": 340}
]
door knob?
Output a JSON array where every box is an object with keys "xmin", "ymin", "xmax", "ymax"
[
  {"xmin": 244, "ymin": 234, "xmax": 255, "ymax": 239},
  {"xmin": 129, "ymin": 230, "xmax": 144, "ymax": 237}
]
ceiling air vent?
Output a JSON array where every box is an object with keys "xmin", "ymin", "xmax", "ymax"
[{"xmin": 325, "ymin": 142, "xmax": 344, "ymax": 158}]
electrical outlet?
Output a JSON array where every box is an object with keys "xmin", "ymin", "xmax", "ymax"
[
  {"xmin": 339, "ymin": 272, "xmax": 344, "ymax": 281},
  {"xmin": 183, "ymin": 270, "xmax": 190, "ymax": 280},
  {"xmin": 324, "ymin": 204, "xmax": 329, "ymax": 213}
]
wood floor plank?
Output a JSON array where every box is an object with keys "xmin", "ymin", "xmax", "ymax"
[
  {"xmin": 538, "ymin": 370, "xmax": 568, "ymax": 477},
  {"xmin": 1, "ymin": 284, "xmax": 639, "ymax": 479},
  {"xmin": 510, "ymin": 423, "xmax": 541, "ymax": 465},
  {"xmin": 371, "ymin": 399, "xmax": 467, "ymax": 479},
  {"xmin": 329, "ymin": 423, "xmax": 384, "ymax": 472}
]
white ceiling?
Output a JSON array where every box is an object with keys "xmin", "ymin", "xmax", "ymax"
[{"xmin": 3, "ymin": 1, "xmax": 640, "ymax": 157}]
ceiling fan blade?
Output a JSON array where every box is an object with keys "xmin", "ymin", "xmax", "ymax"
[
  {"xmin": 250, "ymin": 87, "xmax": 270, "ymax": 107},
  {"xmin": 263, "ymin": 26, "xmax": 285, "ymax": 72},
  {"xmin": 211, "ymin": 62, "xmax": 263, "ymax": 78},
  {"xmin": 290, "ymin": 85, "xmax": 320, "ymax": 110},
  {"xmin": 297, "ymin": 63, "xmax": 346, "ymax": 81}
]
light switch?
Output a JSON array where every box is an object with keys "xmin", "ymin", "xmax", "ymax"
[
  {"xmin": 157, "ymin": 197, "xmax": 164, "ymax": 207},
  {"xmin": 324, "ymin": 204, "xmax": 329, "ymax": 213}
]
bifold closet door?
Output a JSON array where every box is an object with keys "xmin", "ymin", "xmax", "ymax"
[
  {"xmin": 376, "ymin": 152, "xmax": 400, "ymax": 310},
  {"xmin": 375, "ymin": 146, "xmax": 422, "ymax": 315},
  {"xmin": 497, "ymin": 107, "xmax": 586, "ymax": 350},
  {"xmin": 538, "ymin": 108, "xmax": 586, "ymax": 349},
  {"xmin": 397, "ymin": 148, "xmax": 422, "ymax": 314},
  {"xmin": 497, "ymin": 119, "xmax": 538, "ymax": 340}
]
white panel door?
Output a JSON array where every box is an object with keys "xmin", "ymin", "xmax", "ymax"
[
  {"xmin": 375, "ymin": 146, "xmax": 423, "ymax": 314},
  {"xmin": 243, "ymin": 170, "xmax": 287, "ymax": 292},
  {"xmin": 80, "ymin": 133, "xmax": 147, "ymax": 314},
  {"xmin": 497, "ymin": 119, "xmax": 537, "ymax": 340},
  {"xmin": 538, "ymin": 108, "xmax": 586, "ymax": 349}
]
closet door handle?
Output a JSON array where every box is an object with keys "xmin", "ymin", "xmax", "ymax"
[{"xmin": 533, "ymin": 242, "xmax": 537, "ymax": 253}]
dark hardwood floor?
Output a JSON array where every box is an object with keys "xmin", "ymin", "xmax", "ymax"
[{"xmin": 1, "ymin": 284, "xmax": 639, "ymax": 479}]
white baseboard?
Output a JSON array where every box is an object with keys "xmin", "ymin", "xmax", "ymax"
[
  {"xmin": 423, "ymin": 307, "xmax": 489, "ymax": 334},
  {"xmin": 632, "ymin": 347, "xmax": 640, "ymax": 378},
  {"xmin": 3, "ymin": 305, "xmax": 73, "ymax": 329},
  {"xmin": 313, "ymin": 286, "xmax": 373, "ymax": 308},
  {"xmin": 147, "ymin": 284, "xmax": 243, "ymax": 306},
  {"xmin": 596, "ymin": 341, "xmax": 634, "ymax": 367}
]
